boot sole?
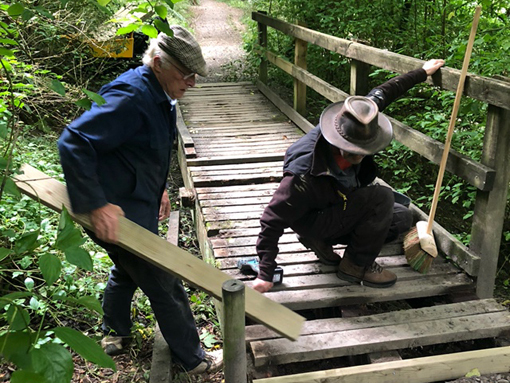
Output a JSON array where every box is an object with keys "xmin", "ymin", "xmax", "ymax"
[{"xmin": 337, "ymin": 270, "xmax": 397, "ymax": 288}]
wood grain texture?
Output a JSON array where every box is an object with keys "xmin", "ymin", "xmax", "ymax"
[{"xmin": 252, "ymin": 346, "xmax": 510, "ymax": 383}]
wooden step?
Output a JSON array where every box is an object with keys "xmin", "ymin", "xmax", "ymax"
[{"xmin": 247, "ymin": 299, "xmax": 510, "ymax": 367}]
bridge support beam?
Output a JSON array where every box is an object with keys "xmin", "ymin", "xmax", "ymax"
[{"xmin": 472, "ymin": 104, "xmax": 510, "ymax": 298}]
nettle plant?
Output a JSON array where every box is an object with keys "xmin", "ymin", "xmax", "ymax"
[{"xmin": 0, "ymin": 0, "xmax": 182, "ymax": 381}]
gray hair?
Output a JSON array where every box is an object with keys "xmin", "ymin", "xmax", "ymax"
[{"xmin": 142, "ymin": 35, "xmax": 172, "ymax": 69}]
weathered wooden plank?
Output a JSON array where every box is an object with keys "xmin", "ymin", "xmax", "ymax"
[
  {"xmin": 185, "ymin": 122, "xmax": 294, "ymax": 131},
  {"xmin": 209, "ymin": 234, "xmax": 401, "ymax": 252},
  {"xmin": 193, "ymin": 147, "xmax": 290, "ymax": 157},
  {"xmin": 210, "ymin": 233, "xmax": 297, "ymax": 247},
  {"xmin": 193, "ymin": 173, "xmax": 283, "ymax": 187},
  {"xmin": 294, "ymin": 26, "xmax": 307, "ymax": 116},
  {"xmin": 263, "ymin": 273, "xmax": 474, "ymax": 311},
  {"xmin": 250, "ymin": 310, "xmax": 510, "ymax": 367},
  {"xmin": 187, "ymin": 117, "xmax": 278, "ymax": 124},
  {"xmin": 176, "ymin": 106, "xmax": 194, "ymax": 148},
  {"xmin": 181, "ymin": 88, "xmax": 258, "ymax": 97},
  {"xmin": 200, "ymin": 196, "xmax": 273, "ymax": 208},
  {"xmin": 350, "ymin": 59, "xmax": 370, "ymax": 96},
  {"xmin": 262, "ymin": 49, "xmax": 348, "ymax": 103},
  {"xmin": 188, "ymin": 127, "xmax": 296, "ymax": 136},
  {"xmin": 203, "ymin": 204, "xmax": 268, "ymax": 216},
  {"xmin": 213, "ymin": 242, "xmax": 316, "ymax": 258},
  {"xmin": 189, "ymin": 81, "xmax": 254, "ymax": 88},
  {"xmin": 196, "ymin": 183, "xmax": 280, "ymax": 195},
  {"xmin": 227, "ymin": 257, "xmax": 417, "ymax": 281},
  {"xmin": 241, "ymin": 262, "xmax": 460, "ymax": 292},
  {"xmin": 252, "ymin": 346, "xmax": 510, "ymax": 383},
  {"xmin": 187, "ymin": 154, "xmax": 284, "ymax": 166},
  {"xmin": 391, "ymin": 117, "xmax": 495, "ymax": 191},
  {"xmin": 193, "ymin": 134, "xmax": 300, "ymax": 143},
  {"xmin": 183, "ymin": 106, "xmax": 280, "ymax": 115},
  {"xmin": 14, "ymin": 165, "xmax": 305, "ymax": 341},
  {"xmin": 190, "ymin": 161, "xmax": 283, "ymax": 173},
  {"xmin": 257, "ymin": 81, "xmax": 315, "ymax": 134},
  {"xmin": 190, "ymin": 166, "xmax": 282, "ymax": 178},
  {"xmin": 252, "ymin": 11, "xmax": 510, "ymax": 110},
  {"xmin": 202, "ymin": 208, "xmax": 277, "ymax": 221},
  {"xmin": 205, "ymin": 219, "xmax": 262, "ymax": 235},
  {"xmin": 246, "ymin": 299, "xmax": 505, "ymax": 342},
  {"xmin": 192, "ymin": 141, "xmax": 294, "ymax": 150},
  {"xmin": 212, "ymin": 240, "xmax": 403, "ymax": 259}
]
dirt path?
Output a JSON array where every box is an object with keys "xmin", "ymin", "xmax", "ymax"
[{"xmin": 190, "ymin": 0, "xmax": 247, "ymax": 83}]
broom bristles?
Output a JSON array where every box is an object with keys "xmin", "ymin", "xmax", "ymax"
[{"xmin": 404, "ymin": 227, "xmax": 434, "ymax": 274}]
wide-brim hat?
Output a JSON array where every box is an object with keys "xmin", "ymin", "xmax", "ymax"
[
  {"xmin": 158, "ymin": 25, "xmax": 207, "ymax": 77},
  {"xmin": 319, "ymin": 96, "xmax": 393, "ymax": 155}
]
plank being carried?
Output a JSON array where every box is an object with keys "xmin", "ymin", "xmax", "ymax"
[{"xmin": 14, "ymin": 164, "xmax": 304, "ymax": 341}]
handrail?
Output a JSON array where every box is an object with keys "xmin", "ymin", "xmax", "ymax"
[{"xmin": 252, "ymin": 11, "xmax": 510, "ymax": 111}]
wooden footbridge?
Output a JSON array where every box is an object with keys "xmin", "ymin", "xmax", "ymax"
[{"xmin": 174, "ymin": 12, "xmax": 510, "ymax": 383}]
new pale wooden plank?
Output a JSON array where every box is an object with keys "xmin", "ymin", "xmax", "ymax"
[
  {"xmin": 14, "ymin": 164, "xmax": 305, "ymax": 341},
  {"xmin": 252, "ymin": 346, "xmax": 510, "ymax": 383}
]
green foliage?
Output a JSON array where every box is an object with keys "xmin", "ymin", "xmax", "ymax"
[{"xmin": 0, "ymin": 0, "xmax": 201, "ymax": 378}]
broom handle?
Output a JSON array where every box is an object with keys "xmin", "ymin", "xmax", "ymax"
[{"xmin": 426, "ymin": 6, "xmax": 481, "ymax": 234}]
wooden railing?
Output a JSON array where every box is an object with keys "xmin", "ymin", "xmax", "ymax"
[{"xmin": 252, "ymin": 11, "xmax": 510, "ymax": 299}]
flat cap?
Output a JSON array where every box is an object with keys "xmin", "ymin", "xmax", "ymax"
[{"xmin": 158, "ymin": 25, "xmax": 207, "ymax": 77}]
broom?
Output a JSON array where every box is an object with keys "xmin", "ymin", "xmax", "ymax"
[{"xmin": 404, "ymin": 6, "xmax": 481, "ymax": 273}]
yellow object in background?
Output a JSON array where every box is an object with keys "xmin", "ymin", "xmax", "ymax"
[{"xmin": 89, "ymin": 32, "xmax": 135, "ymax": 58}]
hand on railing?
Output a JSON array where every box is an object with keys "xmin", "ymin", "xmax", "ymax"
[{"xmin": 422, "ymin": 59, "xmax": 445, "ymax": 76}]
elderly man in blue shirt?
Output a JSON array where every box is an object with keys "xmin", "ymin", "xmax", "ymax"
[{"xmin": 58, "ymin": 26, "xmax": 222, "ymax": 376}]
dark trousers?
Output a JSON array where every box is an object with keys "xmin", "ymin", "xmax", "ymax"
[
  {"xmin": 89, "ymin": 232, "xmax": 205, "ymax": 371},
  {"xmin": 300, "ymin": 185, "xmax": 412, "ymax": 267}
]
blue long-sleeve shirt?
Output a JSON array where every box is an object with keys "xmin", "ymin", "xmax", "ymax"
[{"xmin": 58, "ymin": 65, "xmax": 176, "ymax": 233}]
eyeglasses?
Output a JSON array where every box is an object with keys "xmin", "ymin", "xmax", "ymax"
[{"xmin": 168, "ymin": 60, "xmax": 195, "ymax": 80}]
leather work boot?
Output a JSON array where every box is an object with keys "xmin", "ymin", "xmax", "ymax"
[
  {"xmin": 297, "ymin": 235, "xmax": 341, "ymax": 265},
  {"xmin": 337, "ymin": 256, "xmax": 397, "ymax": 288}
]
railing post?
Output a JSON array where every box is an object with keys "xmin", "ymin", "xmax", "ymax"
[
  {"xmin": 294, "ymin": 21, "xmax": 307, "ymax": 116},
  {"xmin": 350, "ymin": 59, "xmax": 370, "ymax": 96},
  {"xmin": 257, "ymin": 11, "xmax": 268, "ymax": 85},
  {"xmin": 471, "ymin": 104, "xmax": 510, "ymax": 298},
  {"xmin": 222, "ymin": 279, "xmax": 247, "ymax": 383}
]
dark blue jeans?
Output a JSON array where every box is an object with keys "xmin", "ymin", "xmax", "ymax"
[{"xmin": 89, "ymin": 233, "xmax": 205, "ymax": 371}]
